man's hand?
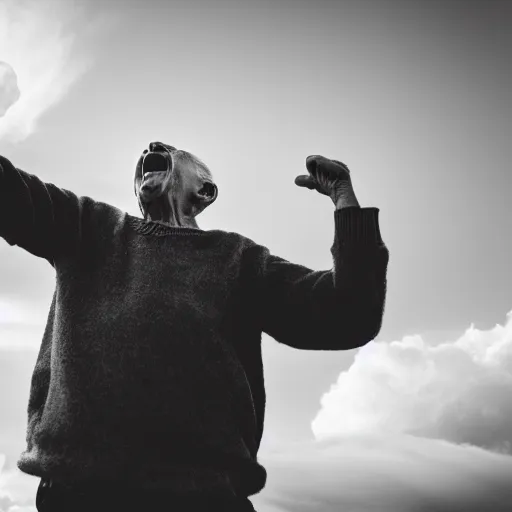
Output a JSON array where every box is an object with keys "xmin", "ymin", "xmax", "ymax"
[{"xmin": 295, "ymin": 155, "xmax": 360, "ymax": 209}]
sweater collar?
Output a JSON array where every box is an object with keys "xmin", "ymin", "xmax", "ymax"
[{"xmin": 126, "ymin": 215, "xmax": 205, "ymax": 236}]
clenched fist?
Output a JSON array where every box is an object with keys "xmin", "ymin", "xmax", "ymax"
[{"xmin": 295, "ymin": 155, "xmax": 359, "ymax": 208}]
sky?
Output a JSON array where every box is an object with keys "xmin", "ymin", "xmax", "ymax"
[{"xmin": 0, "ymin": 0, "xmax": 511, "ymax": 510}]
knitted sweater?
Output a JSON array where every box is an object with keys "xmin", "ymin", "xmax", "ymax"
[{"xmin": 0, "ymin": 155, "xmax": 389, "ymax": 498}]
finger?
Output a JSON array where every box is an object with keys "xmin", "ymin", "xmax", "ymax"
[
  {"xmin": 306, "ymin": 155, "xmax": 323, "ymax": 175},
  {"xmin": 294, "ymin": 175, "xmax": 317, "ymax": 190},
  {"xmin": 308, "ymin": 156, "xmax": 349, "ymax": 174}
]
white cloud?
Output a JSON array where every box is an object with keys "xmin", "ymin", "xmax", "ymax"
[
  {"xmin": 254, "ymin": 434, "xmax": 512, "ymax": 512},
  {"xmin": 0, "ymin": 455, "xmax": 37, "ymax": 512},
  {"xmin": 312, "ymin": 309, "xmax": 512, "ymax": 455},
  {"xmin": 0, "ymin": 61, "xmax": 20, "ymax": 117},
  {"xmin": 0, "ymin": 0, "xmax": 99, "ymax": 143}
]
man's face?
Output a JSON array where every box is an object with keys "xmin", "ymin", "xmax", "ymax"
[{"xmin": 134, "ymin": 142, "xmax": 217, "ymax": 218}]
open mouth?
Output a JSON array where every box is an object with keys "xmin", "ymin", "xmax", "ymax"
[
  {"xmin": 142, "ymin": 151, "xmax": 170, "ymax": 176},
  {"xmin": 140, "ymin": 151, "xmax": 173, "ymax": 195}
]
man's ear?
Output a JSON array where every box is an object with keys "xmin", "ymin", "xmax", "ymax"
[{"xmin": 195, "ymin": 182, "xmax": 218, "ymax": 207}]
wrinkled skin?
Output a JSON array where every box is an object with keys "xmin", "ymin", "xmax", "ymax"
[{"xmin": 134, "ymin": 142, "xmax": 218, "ymax": 228}]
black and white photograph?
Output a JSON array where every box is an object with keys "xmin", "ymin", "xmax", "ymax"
[{"xmin": 0, "ymin": 1, "xmax": 511, "ymax": 511}]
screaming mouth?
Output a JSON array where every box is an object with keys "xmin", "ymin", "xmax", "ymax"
[{"xmin": 142, "ymin": 151, "xmax": 170, "ymax": 176}]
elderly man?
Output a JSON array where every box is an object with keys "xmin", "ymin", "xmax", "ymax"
[{"xmin": 0, "ymin": 142, "xmax": 389, "ymax": 512}]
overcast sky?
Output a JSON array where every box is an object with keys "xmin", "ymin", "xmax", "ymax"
[{"xmin": 1, "ymin": 0, "xmax": 512, "ymax": 511}]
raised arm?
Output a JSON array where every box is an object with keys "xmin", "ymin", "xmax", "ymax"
[
  {"xmin": 0, "ymin": 154, "xmax": 85, "ymax": 266},
  {"xmin": 256, "ymin": 156, "xmax": 389, "ymax": 350}
]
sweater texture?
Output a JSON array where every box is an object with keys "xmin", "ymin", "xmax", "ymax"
[{"xmin": 0, "ymin": 155, "xmax": 389, "ymax": 498}]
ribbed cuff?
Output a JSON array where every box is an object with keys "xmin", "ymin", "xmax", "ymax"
[{"xmin": 334, "ymin": 206, "xmax": 383, "ymax": 245}]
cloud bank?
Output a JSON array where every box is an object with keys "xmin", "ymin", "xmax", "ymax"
[
  {"xmin": 250, "ymin": 310, "xmax": 512, "ymax": 511},
  {"xmin": 254, "ymin": 433, "xmax": 512, "ymax": 512},
  {"xmin": 312, "ymin": 309, "xmax": 512, "ymax": 455},
  {"xmin": 0, "ymin": 0, "xmax": 98, "ymax": 143}
]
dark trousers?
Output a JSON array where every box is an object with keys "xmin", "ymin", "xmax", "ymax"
[{"xmin": 36, "ymin": 479, "xmax": 257, "ymax": 512}]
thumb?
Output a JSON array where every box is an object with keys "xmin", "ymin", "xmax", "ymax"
[{"xmin": 294, "ymin": 174, "xmax": 317, "ymax": 190}]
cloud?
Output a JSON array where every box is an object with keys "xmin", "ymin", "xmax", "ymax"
[
  {"xmin": 312, "ymin": 309, "xmax": 512, "ymax": 455},
  {"xmin": 0, "ymin": 62, "xmax": 21, "ymax": 117},
  {"xmin": 253, "ymin": 434, "xmax": 512, "ymax": 512},
  {"xmin": 0, "ymin": 0, "xmax": 101, "ymax": 143},
  {"xmin": 0, "ymin": 457, "xmax": 38, "ymax": 512}
]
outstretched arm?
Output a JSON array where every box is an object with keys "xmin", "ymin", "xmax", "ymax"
[
  {"xmin": 257, "ymin": 156, "xmax": 389, "ymax": 350},
  {"xmin": 0, "ymin": 154, "xmax": 84, "ymax": 266}
]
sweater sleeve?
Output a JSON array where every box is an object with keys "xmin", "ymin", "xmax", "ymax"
[
  {"xmin": 256, "ymin": 207, "xmax": 389, "ymax": 350},
  {"xmin": 0, "ymin": 154, "xmax": 83, "ymax": 266}
]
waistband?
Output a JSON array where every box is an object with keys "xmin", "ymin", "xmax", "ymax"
[{"xmin": 39, "ymin": 479, "xmax": 256, "ymax": 511}]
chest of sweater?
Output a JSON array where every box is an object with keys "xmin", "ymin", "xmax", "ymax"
[
  {"xmin": 66, "ymin": 230, "xmax": 246, "ymax": 322},
  {"xmin": 50, "ymin": 230, "xmax": 254, "ymax": 407}
]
